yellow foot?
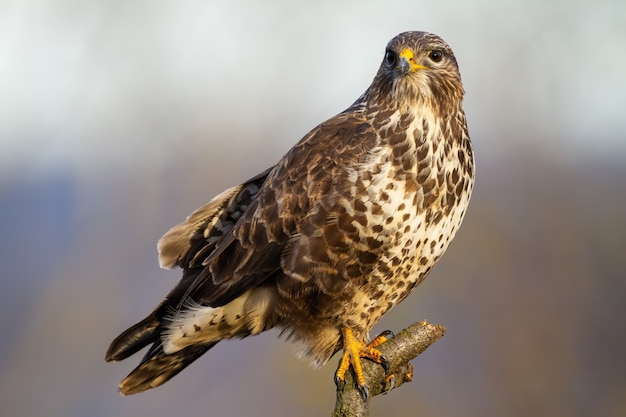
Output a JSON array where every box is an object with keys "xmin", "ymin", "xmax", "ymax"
[{"xmin": 334, "ymin": 328, "xmax": 392, "ymax": 401}]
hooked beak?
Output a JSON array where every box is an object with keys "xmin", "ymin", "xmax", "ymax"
[{"xmin": 398, "ymin": 48, "xmax": 428, "ymax": 74}]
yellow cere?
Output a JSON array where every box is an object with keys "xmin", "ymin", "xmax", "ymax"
[{"xmin": 399, "ymin": 48, "xmax": 428, "ymax": 72}]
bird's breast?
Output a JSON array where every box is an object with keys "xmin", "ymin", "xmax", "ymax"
[{"xmin": 337, "ymin": 111, "xmax": 473, "ymax": 333}]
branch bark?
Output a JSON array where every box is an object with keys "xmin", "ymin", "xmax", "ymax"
[{"xmin": 332, "ymin": 320, "xmax": 446, "ymax": 417}]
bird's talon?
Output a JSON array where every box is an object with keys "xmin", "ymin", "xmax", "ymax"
[
  {"xmin": 336, "ymin": 327, "xmax": 389, "ymax": 401},
  {"xmin": 382, "ymin": 374, "xmax": 396, "ymax": 394},
  {"xmin": 380, "ymin": 354, "xmax": 390, "ymax": 372},
  {"xmin": 334, "ymin": 374, "xmax": 345, "ymax": 389},
  {"xmin": 380, "ymin": 329, "xmax": 395, "ymax": 339},
  {"xmin": 369, "ymin": 330, "xmax": 394, "ymax": 349},
  {"xmin": 357, "ymin": 384, "xmax": 369, "ymax": 402}
]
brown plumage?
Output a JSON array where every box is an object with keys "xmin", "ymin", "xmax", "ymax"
[{"xmin": 105, "ymin": 31, "xmax": 474, "ymax": 398}]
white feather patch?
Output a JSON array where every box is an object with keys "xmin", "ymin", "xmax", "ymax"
[{"xmin": 161, "ymin": 287, "xmax": 277, "ymax": 354}]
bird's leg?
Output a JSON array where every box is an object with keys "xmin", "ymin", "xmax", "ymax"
[{"xmin": 334, "ymin": 327, "xmax": 391, "ymax": 401}]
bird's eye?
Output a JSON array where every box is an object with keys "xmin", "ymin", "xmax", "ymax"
[
  {"xmin": 429, "ymin": 50, "xmax": 443, "ymax": 63},
  {"xmin": 384, "ymin": 50, "xmax": 397, "ymax": 67}
]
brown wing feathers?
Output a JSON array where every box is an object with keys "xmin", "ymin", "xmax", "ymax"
[{"xmin": 105, "ymin": 170, "xmax": 272, "ymax": 363}]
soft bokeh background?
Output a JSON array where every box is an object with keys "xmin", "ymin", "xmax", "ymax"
[{"xmin": 1, "ymin": 1, "xmax": 625, "ymax": 416}]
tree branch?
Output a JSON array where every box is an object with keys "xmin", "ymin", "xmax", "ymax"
[{"xmin": 332, "ymin": 320, "xmax": 446, "ymax": 417}]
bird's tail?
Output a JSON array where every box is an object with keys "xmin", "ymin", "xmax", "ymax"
[
  {"xmin": 105, "ymin": 314, "xmax": 217, "ymax": 395},
  {"xmin": 106, "ymin": 281, "xmax": 279, "ymax": 395},
  {"xmin": 117, "ymin": 342, "xmax": 216, "ymax": 396}
]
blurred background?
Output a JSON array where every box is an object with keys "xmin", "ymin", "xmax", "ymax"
[{"xmin": 1, "ymin": 0, "xmax": 625, "ymax": 416}]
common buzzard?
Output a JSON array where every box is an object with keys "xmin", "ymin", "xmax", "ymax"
[{"xmin": 106, "ymin": 31, "xmax": 474, "ymax": 400}]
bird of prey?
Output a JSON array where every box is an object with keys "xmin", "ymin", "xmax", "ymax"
[{"xmin": 106, "ymin": 31, "xmax": 474, "ymax": 400}]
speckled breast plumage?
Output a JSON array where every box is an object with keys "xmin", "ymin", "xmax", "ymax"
[{"xmin": 274, "ymin": 105, "xmax": 474, "ymax": 366}]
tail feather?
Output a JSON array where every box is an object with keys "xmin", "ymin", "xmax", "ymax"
[
  {"xmin": 118, "ymin": 342, "xmax": 217, "ymax": 396},
  {"xmin": 106, "ymin": 312, "xmax": 218, "ymax": 395},
  {"xmin": 106, "ymin": 315, "xmax": 159, "ymax": 362},
  {"xmin": 105, "ymin": 272, "xmax": 218, "ymax": 395}
]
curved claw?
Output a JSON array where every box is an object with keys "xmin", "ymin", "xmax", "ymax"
[
  {"xmin": 357, "ymin": 383, "xmax": 369, "ymax": 402},
  {"xmin": 379, "ymin": 329, "xmax": 395, "ymax": 339},
  {"xmin": 334, "ymin": 374, "xmax": 345, "ymax": 390},
  {"xmin": 380, "ymin": 353, "xmax": 390, "ymax": 372},
  {"xmin": 382, "ymin": 374, "xmax": 396, "ymax": 395},
  {"xmin": 369, "ymin": 330, "xmax": 394, "ymax": 349}
]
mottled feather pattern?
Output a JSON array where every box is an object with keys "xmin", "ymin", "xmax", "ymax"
[
  {"xmin": 106, "ymin": 31, "xmax": 474, "ymax": 395},
  {"xmin": 158, "ymin": 168, "xmax": 272, "ymax": 270}
]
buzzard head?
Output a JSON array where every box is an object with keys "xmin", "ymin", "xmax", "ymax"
[{"xmin": 367, "ymin": 31, "xmax": 464, "ymax": 116}]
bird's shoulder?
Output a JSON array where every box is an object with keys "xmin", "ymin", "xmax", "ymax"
[{"xmin": 157, "ymin": 104, "xmax": 382, "ymax": 301}]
